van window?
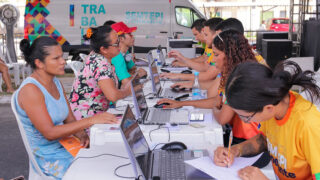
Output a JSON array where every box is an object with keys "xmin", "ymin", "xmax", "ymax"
[{"xmin": 175, "ymin": 7, "xmax": 200, "ymax": 28}]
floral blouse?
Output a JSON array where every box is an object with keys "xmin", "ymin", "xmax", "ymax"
[{"xmin": 69, "ymin": 51, "xmax": 119, "ymax": 120}]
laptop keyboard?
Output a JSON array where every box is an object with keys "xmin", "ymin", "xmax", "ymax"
[
  {"xmin": 163, "ymin": 88, "xmax": 178, "ymax": 98},
  {"xmin": 150, "ymin": 109, "xmax": 171, "ymax": 124},
  {"xmin": 159, "ymin": 150, "xmax": 186, "ymax": 180}
]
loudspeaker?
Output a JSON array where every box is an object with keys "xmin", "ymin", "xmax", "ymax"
[
  {"xmin": 262, "ymin": 39, "xmax": 292, "ymax": 69},
  {"xmin": 256, "ymin": 32, "xmax": 289, "ymax": 53},
  {"xmin": 301, "ymin": 20, "xmax": 320, "ymax": 71}
]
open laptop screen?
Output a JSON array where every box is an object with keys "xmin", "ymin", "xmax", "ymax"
[
  {"xmin": 149, "ymin": 60, "xmax": 161, "ymax": 95},
  {"xmin": 158, "ymin": 48, "xmax": 166, "ymax": 65},
  {"xmin": 131, "ymin": 74, "xmax": 148, "ymax": 120},
  {"xmin": 120, "ymin": 106, "xmax": 150, "ymax": 178}
]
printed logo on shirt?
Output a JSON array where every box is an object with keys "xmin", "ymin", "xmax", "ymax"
[{"xmin": 267, "ymin": 137, "xmax": 296, "ymax": 178}]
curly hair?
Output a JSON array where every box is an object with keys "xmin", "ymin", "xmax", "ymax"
[{"xmin": 213, "ymin": 29, "xmax": 256, "ymax": 89}]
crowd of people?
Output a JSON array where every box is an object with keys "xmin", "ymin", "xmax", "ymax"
[{"xmin": 9, "ymin": 16, "xmax": 320, "ymax": 180}]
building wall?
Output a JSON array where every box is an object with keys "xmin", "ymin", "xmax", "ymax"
[{"xmin": 192, "ymin": 0, "xmax": 317, "ymax": 31}]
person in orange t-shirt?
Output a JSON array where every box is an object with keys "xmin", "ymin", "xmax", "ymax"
[{"xmin": 214, "ymin": 61, "xmax": 320, "ymax": 180}]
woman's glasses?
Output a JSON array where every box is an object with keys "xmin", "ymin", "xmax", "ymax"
[
  {"xmin": 110, "ymin": 38, "xmax": 120, "ymax": 47},
  {"xmin": 238, "ymin": 111, "xmax": 257, "ymax": 123}
]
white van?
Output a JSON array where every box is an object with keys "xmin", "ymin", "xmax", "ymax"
[{"xmin": 24, "ymin": 0, "xmax": 205, "ymax": 57}]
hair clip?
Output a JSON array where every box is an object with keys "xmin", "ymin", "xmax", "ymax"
[
  {"xmin": 217, "ymin": 33, "xmax": 224, "ymax": 42},
  {"xmin": 86, "ymin": 28, "xmax": 93, "ymax": 39},
  {"xmin": 117, "ymin": 31, "xmax": 124, "ymax": 35}
]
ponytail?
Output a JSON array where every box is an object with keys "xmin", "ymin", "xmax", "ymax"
[
  {"xmin": 20, "ymin": 37, "xmax": 59, "ymax": 69},
  {"xmin": 82, "ymin": 25, "xmax": 113, "ymax": 53},
  {"xmin": 225, "ymin": 61, "xmax": 320, "ymax": 112}
]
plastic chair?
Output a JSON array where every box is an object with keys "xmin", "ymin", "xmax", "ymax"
[
  {"xmin": 0, "ymin": 46, "xmax": 28, "ymax": 86},
  {"xmin": 78, "ymin": 53, "xmax": 88, "ymax": 62},
  {"xmin": 0, "ymin": 73, "xmax": 3, "ymax": 92},
  {"xmin": 11, "ymin": 92, "xmax": 55, "ymax": 180},
  {"xmin": 69, "ymin": 61, "xmax": 84, "ymax": 77}
]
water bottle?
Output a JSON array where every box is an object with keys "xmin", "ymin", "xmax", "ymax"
[
  {"xmin": 156, "ymin": 49, "xmax": 162, "ymax": 66},
  {"xmin": 192, "ymin": 72, "xmax": 202, "ymax": 100}
]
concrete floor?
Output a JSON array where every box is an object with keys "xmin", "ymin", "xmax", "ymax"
[
  {"xmin": 0, "ymin": 76, "xmax": 75, "ymax": 179},
  {"xmin": 0, "ymin": 104, "xmax": 28, "ymax": 179}
]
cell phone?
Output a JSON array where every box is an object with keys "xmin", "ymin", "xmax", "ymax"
[{"xmin": 190, "ymin": 113, "xmax": 204, "ymax": 122}]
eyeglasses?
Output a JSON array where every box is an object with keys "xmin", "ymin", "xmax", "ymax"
[
  {"xmin": 238, "ymin": 111, "xmax": 257, "ymax": 123},
  {"xmin": 217, "ymin": 33, "xmax": 224, "ymax": 43},
  {"xmin": 110, "ymin": 37, "xmax": 120, "ymax": 47}
]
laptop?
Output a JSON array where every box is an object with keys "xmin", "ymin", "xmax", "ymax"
[
  {"xmin": 130, "ymin": 74, "xmax": 189, "ymax": 125},
  {"xmin": 120, "ymin": 105, "xmax": 213, "ymax": 180},
  {"xmin": 148, "ymin": 56, "xmax": 191, "ymax": 99},
  {"xmin": 150, "ymin": 49, "xmax": 189, "ymax": 71}
]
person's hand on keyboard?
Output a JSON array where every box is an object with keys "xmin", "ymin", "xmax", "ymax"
[
  {"xmin": 156, "ymin": 98, "xmax": 183, "ymax": 109},
  {"xmin": 137, "ymin": 68, "xmax": 147, "ymax": 78},
  {"xmin": 160, "ymin": 73, "xmax": 181, "ymax": 80},
  {"xmin": 168, "ymin": 50, "xmax": 187, "ymax": 63},
  {"xmin": 172, "ymin": 60, "xmax": 187, "ymax": 67},
  {"xmin": 171, "ymin": 81, "xmax": 193, "ymax": 89}
]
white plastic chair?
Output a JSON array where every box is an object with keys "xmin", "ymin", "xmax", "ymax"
[
  {"xmin": 11, "ymin": 92, "xmax": 55, "ymax": 180},
  {"xmin": 79, "ymin": 53, "xmax": 88, "ymax": 62},
  {"xmin": 69, "ymin": 61, "xmax": 84, "ymax": 77},
  {"xmin": 0, "ymin": 73, "xmax": 3, "ymax": 92},
  {"xmin": 0, "ymin": 45, "xmax": 30, "ymax": 86}
]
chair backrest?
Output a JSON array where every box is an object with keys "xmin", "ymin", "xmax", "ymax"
[
  {"xmin": 69, "ymin": 61, "xmax": 84, "ymax": 77},
  {"xmin": 79, "ymin": 53, "xmax": 88, "ymax": 62},
  {"xmin": 0, "ymin": 44, "xmax": 13, "ymax": 64},
  {"xmin": 11, "ymin": 92, "xmax": 54, "ymax": 179},
  {"xmin": 0, "ymin": 73, "xmax": 3, "ymax": 92}
]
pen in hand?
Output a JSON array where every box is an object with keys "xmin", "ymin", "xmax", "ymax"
[{"xmin": 227, "ymin": 131, "xmax": 233, "ymax": 168}]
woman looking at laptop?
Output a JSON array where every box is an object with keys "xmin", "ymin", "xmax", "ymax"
[
  {"xmin": 15, "ymin": 36, "xmax": 118, "ymax": 179},
  {"xmin": 69, "ymin": 25, "xmax": 132, "ymax": 121}
]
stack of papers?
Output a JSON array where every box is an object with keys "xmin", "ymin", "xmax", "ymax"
[{"xmin": 185, "ymin": 153, "xmax": 263, "ymax": 180}]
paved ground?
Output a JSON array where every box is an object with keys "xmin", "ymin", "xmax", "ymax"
[
  {"xmin": 0, "ymin": 104, "xmax": 28, "ymax": 179},
  {"xmin": 0, "ymin": 76, "xmax": 74, "ymax": 179}
]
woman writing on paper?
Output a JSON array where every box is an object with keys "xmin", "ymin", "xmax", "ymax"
[{"xmin": 214, "ymin": 61, "xmax": 320, "ymax": 180}]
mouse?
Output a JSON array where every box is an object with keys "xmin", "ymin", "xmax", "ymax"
[
  {"xmin": 181, "ymin": 70, "xmax": 192, "ymax": 74},
  {"xmin": 171, "ymin": 86, "xmax": 191, "ymax": 93},
  {"xmin": 154, "ymin": 103, "xmax": 170, "ymax": 108},
  {"xmin": 161, "ymin": 141, "xmax": 187, "ymax": 151},
  {"xmin": 171, "ymin": 86, "xmax": 183, "ymax": 92}
]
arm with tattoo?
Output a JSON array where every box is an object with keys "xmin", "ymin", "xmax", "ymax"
[{"xmin": 232, "ymin": 134, "xmax": 268, "ymax": 157}]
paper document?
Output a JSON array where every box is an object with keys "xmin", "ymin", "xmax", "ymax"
[
  {"xmin": 185, "ymin": 153, "xmax": 263, "ymax": 180},
  {"xmin": 161, "ymin": 67, "xmax": 189, "ymax": 71}
]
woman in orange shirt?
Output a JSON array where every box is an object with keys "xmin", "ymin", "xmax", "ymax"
[{"xmin": 214, "ymin": 61, "xmax": 320, "ymax": 180}]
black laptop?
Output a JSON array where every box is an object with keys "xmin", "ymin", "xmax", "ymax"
[{"xmin": 119, "ymin": 105, "xmax": 213, "ymax": 180}]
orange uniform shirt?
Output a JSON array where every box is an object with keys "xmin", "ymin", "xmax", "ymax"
[{"xmin": 260, "ymin": 91, "xmax": 320, "ymax": 180}]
